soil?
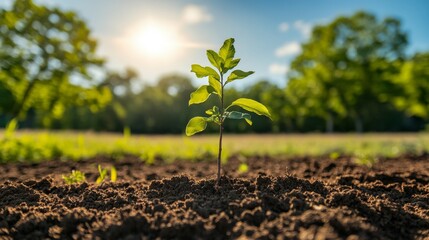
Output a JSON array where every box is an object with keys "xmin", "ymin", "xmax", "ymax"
[{"xmin": 0, "ymin": 154, "xmax": 428, "ymax": 239}]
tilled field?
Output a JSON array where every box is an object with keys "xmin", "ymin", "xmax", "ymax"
[{"xmin": 0, "ymin": 155, "xmax": 428, "ymax": 239}]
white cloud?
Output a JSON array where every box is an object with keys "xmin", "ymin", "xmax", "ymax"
[
  {"xmin": 182, "ymin": 5, "xmax": 212, "ymax": 24},
  {"xmin": 275, "ymin": 42, "xmax": 301, "ymax": 57},
  {"xmin": 278, "ymin": 22, "xmax": 289, "ymax": 32},
  {"xmin": 294, "ymin": 20, "xmax": 312, "ymax": 37},
  {"xmin": 269, "ymin": 63, "xmax": 289, "ymax": 75}
]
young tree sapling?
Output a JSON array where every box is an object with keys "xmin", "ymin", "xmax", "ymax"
[{"xmin": 186, "ymin": 38, "xmax": 272, "ymax": 185}]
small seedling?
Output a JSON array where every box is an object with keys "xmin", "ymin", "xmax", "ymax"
[
  {"xmin": 329, "ymin": 152, "xmax": 340, "ymax": 160},
  {"xmin": 96, "ymin": 164, "xmax": 117, "ymax": 184},
  {"xmin": 353, "ymin": 153, "xmax": 378, "ymax": 167},
  {"xmin": 186, "ymin": 38, "xmax": 271, "ymax": 185},
  {"xmin": 237, "ymin": 162, "xmax": 249, "ymax": 174},
  {"xmin": 62, "ymin": 170, "xmax": 86, "ymax": 184}
]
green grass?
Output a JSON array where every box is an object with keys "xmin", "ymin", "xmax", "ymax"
[{"xmin": 0, "ymin": 130, "xmax": 428, "ymax": 163}]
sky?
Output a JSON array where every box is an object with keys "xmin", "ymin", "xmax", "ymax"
[{"xmin": 2, "ymin": 0, "xmax": 429, "ymax": 88}]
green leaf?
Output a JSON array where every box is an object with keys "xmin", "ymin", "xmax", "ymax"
[
  {"xmin": 186, "ymin": 117, "xmax": 207, "ymax": 136},
  {"xmin": 189, "ymin": 85, "xmax": 214, "ymax": 105},
  {"xmin": 227, "ymin": 98, "xmax": 272, "ymax": 119},
  {"xmin": 206, "ymin": 106, "xmax": 220, "ymax": 123},
  {"xmin": 96, "ymin": 165, "xmax": 107, "ymax": 184},
  {"xmin": 205, "ymin": 106, "xmax": 219, "ymax": 116},
  {"xmin": 244, "ymin": 117, "xmax": 252, "ymax": 125},
  {"xmin": 219, "ymin": 38, "xmax": 238, "ymax": 73},
  {"xmin": 209, "ymin": 76, "xmax": 222, "ymax": 96},
  {"xmin": 96, "ymin": 177, "xmax": 102, "ymax": 184},
  {"xmin": 98, "ymin": 164, "xmax": 103, "ymax": 175},
  {"xmin": 227, "ymin": 111, "xmax": 250, "ymax": 119},
  {"xmin": 226, "ymin": 70, "xmax": 254, "ymax": 84},
  {"xmin": 110, "ymin": 166, "xmax": 117, "ymax": 182},
  {"xmin": 224, "ymin": 58, "xmax": 240, "ymax": 72},
  {"xmin": 207, "ymin": 50, "xmax": 224, "ymax": 71},
  {"xmin": 212, "ymin": 106, "xmax": 219, "ymax": 113},
  {"xmin": 219, "ymin": 38, "xmax": 235, "ymax": 61},
  {"xmin": 226, "ymin": 111, "xmax": 252, "ymax": 125},
  {"xmin": 191, "ymin": 64, "xmax": 219, "ymax": 79}
]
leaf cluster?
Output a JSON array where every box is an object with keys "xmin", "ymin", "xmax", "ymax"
[
  {"xmin": 62, "ymin": 170, "xmax": 86, "ymax": 184},
  {"xmin": 61, "ymin": 165, "xmax": 117, "ymax": 185},
  {"xmin": 186, "ymin": 38, "xmax": 271, "ymax": 136},
  {"xmin": 96, "ymin": 164, "xmax": 117, "ymax": 184}
]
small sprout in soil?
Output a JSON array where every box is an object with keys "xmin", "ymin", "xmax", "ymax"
[
  {"xmin": 329, "ymin": 152, "xmax": 340, "ymax": 160},
  {"xmin": 111, "ymin": 166, "xmax": 117, "ymax": 182},
  {"xmin": 96, "ymin": 164, "xmax": 117, "ymax": 184},
  {"xmin": 237, "ymin": 162, "xmax": 249, "ymax": 174},
  {"xmin": 186, "ymin": 38, "xmax": 272, "ymax": 185},
  {"xmin": 141, "ymin": 150, "xmax": 156, "ymax": 165},
  {"xmin": 62, "ymin": 170, "xmax": 86, "ymax": 184},
  {"xmin": 353, "ymin": 153, "xmax": 378, "ymax": 167}
]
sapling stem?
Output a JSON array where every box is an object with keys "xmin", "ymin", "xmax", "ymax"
[{"xmin": 217, "ymin": 73, "xmax": 225, "ymax": 186}]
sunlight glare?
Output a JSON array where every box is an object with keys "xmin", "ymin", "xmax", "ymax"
[{"xmin": 131, "ymin": 22, "xmax": 179, "ymax": 58}]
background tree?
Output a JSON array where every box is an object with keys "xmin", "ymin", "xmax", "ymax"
[
  {"xmin": 0, "ymin": 0, "xmax": 109, "ymax": 124},
  {"xmin": 2, "ymin": 3, "xmax": 428, "ymax": 134},
  {"xmin": 243, "ymin": 81, "xmax": 275, "ymax": 132},
  {"xmin": 97, "ymin": 68, "xmax": 138, "ymax": 131},
  {"xmin": 393, "ymin": 52, "xmax": 429, "ymax": 130},
  {"xmin": 289, "ymin": 11, "xmax": 407, "ymax": 132},
  {"xmin": 127, "ymin": 74, "xmax": 194, "ymax": 133},
  {"xmin": 259, "ymin": 82, "xmax": 288, "ymax": 132}
]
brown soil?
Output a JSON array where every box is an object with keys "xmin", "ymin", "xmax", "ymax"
[{"xmin": 0, "ymin": 155, "xmax": 428, "ymax": 239}]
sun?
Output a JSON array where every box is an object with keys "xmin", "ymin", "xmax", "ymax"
[{"xmin": 131, "ymin": 22, "xmax": 179, "ymax": 58}]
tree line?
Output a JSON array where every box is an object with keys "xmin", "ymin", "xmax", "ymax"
[{"xmin": 1, "ymin": 1, "xmax": 429, "ymax": 133}]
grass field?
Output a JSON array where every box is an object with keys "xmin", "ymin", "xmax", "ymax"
[{"xmin": 1, "ymin": 130, "xmax": 429, "ymax": 163}]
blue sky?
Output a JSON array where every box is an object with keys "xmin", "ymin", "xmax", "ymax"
[{"xmin": 2, "ymin": 0, "xmax": 429, "ymax": 88}]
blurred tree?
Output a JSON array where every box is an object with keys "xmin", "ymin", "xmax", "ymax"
[
  {"xmin": 0, "ymin": 0, "xmax": 109, "ymax": 123},
  {"xmin": 259, "ymin": 83, "xmax": 288, "ymax": 132},
  {"xmin": 289, "ymin": 11, "xmax": 407, "ymax": 132},
  {"xmin": 127, "ymin": 74, "xmax": 194, "ymax": 133},
  {"xmin": 0, "ymin": 77, "xmax": 15, "ymax": 114},
  {"xmin": 51, "ymin": 68, "xmax": 137, "ymax": 131},
  {"xmin": 394, "ymin": 52, "xmax": 429, "ymax": 119},
  {"xmin": 99, "ymin": 68, "xmax": 138, "ymax": 131},
  {"xmin": 1, "ymin": 3, "xmax": 423, "ymax": 134},
  {"xmin": 285, "ymin": 76, "xmax": 323, "ymax": 131},
  {"xmin": 102, "ymin": 68, "xmax": 138, "ymax": 96}
]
